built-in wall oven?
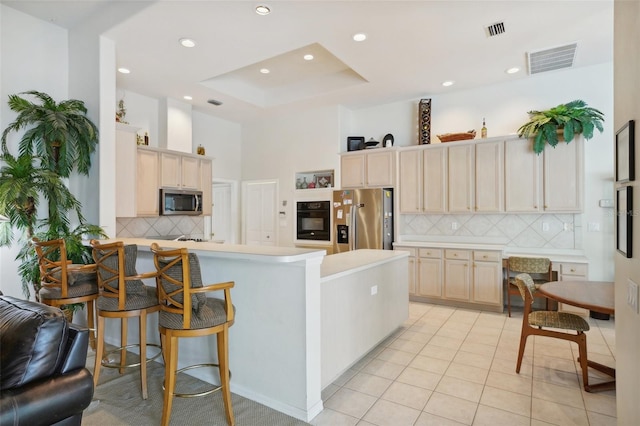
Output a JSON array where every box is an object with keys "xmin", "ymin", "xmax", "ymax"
[{"xmin": 296, "ymin": 201, "xmax": 331, "ymax": 241}]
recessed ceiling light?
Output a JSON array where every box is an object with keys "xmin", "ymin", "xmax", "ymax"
[
  {"xmin": 303, "ymin": 54, "xmax": 314, "ymax": 61},
  {"xmin": 179, "ymin": 38, "xmax": 196, "ymax": 48},
  {"xmin": 442, "ymin": 81, "xmax": 454, "ymax": 87},
  {"xmin": 117, "ymin": 67, "xmax": 130, "ymax": 74},
  {"xmin": 183, "ymin": 95, "xmax": 193, "ymax": 100},
  {"xmin": 506, "ymin": 67, "xmax": 520, "ymax": 74},
  {"xmin": 255, "ymin": 5, "xmax": 271, "ymax": 15},
  {"xmin": 353, "ymin": 33, "xmax": 367, "ymax": 42},
  {"xmin": 260, "ymin": 68, "xmax": 270, "ymax": 74}
]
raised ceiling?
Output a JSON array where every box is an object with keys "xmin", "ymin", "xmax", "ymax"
[{"xmin": 3, "ymin": 1, "xmax": 613, "ymax": 124}]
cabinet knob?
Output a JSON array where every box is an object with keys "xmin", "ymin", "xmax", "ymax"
[
  {"xmin": 534, "ymin": 205, "xmax": 538, "ymax": 209},
  {"xmin": 483, "ymin": 255, "xmax": 487, "ymax": 259},
  {"xmin": 454, "ymin": 253, "xmax": 458, "ymax": 257},
  {"xmin": 570, "ymin": 268, "xmax": 575, "ymax": 272}
]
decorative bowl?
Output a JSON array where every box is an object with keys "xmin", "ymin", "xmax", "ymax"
[{"xmin": 437, "ymin": 130, "xmax": 476, "ymax": 143}]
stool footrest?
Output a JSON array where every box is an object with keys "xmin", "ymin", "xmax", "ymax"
[
  {"xmin": 164, "ymin": 363, "xmax": 232, "ymax": 398},
  {"xmin": 101, "ymin": 343, "xmax": 162, "ymax": 369}
]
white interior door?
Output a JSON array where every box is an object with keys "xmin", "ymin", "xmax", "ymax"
[
  {"xmin": 212, "ymin": 183, "xmax": 232, "ymax": 243},
  {"xmin": 243, "ymin": 180, "xmax": 278, "ymax": 246}
]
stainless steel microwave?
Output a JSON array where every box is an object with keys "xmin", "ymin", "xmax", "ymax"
[{"xmin": 159, "ymin": 188, "xmax": 203, "ymax": 216}]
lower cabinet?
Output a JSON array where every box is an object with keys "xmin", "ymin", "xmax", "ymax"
[{"xmin": 396, "ymin": 245, "xmax": 502, "ymax": 311}]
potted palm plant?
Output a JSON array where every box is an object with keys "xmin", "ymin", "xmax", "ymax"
[
  {"xmin": 0, "ymin": 91, "xmax": 104, "ymax": 303},
  {"xmin": 517, "ymin": 99, "xmax": 604, "ymax": 154}
]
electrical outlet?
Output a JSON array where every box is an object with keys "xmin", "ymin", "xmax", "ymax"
[
  {"xmin": 371, "ymin": 285, "xmax": 378, "ymax": 296},
  {"xmin": 627, "ymin": 279, "xmax": 639, "ymax": 314},
  {"xmin": 451, "ymin": 222, "xmax": 458, "ymax": 230},
  {"xmin": 542, "ymin": 222, "xmax": 550, "ymax": 232},
  {"xmin": 588, "ymin": 222, "xmax": 601, "ymax": 232}
]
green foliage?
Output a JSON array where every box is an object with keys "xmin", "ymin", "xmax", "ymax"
[
  {"xmin": 0, "ymin": 91, "xmax": 104, "ymax": 299},
  {"xmin": 517, "ymin": 100, "xmax": 604, "ymax": 154},
  {"xmin": 1, "ymin": 91, "xmax": 98, "ymax": 177}
]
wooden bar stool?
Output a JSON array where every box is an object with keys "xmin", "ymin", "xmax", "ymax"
[
  {"xmin": 150, "ymin": 243, "xmax": 235, "ymax": 426},
  {"xmin": 33, "ymin": 237, "xmax": 98, "ymax": 349},
  {"xmin": 90, "ymin": 240, "xmax": 161, "ymax": 399}
]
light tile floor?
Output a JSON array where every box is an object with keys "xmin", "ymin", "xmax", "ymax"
[{"xmin": 312, "ymin": 302, "xmax": 617, "ymax": 426}]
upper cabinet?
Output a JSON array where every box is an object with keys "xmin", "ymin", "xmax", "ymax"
[
  {"xmin": 340, "ymin": 149, "xmax": 395, "ymax": 189},
  {"xmin": 397, "ymin": 135, "xmax": 583, "ymax": 215},
  {"xmin": 160, "ymin": 152, "xmax": 200, "ymax": 190},
  {"xmin": 136, "ymin": 148, "xmax": 160, "ymax": 216}
]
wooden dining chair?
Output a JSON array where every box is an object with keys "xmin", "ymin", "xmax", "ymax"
[
  {"xmin": 150, "ymin": 243, "xmax": 236, "ymax": 426},
  {"xmin": 33, "ymin": 237, "xmax": 98, "ymax": 349},
  {"xmin": 506, "ymin": 256, "xmax": 552, "ymax": 317},
  {"xmin": 514, "ymin": 273, "xmax": 592, "ymax": 390},
  {"xmin": 90, "ymin": 240, "xmax": 161, "ymax": 399}
]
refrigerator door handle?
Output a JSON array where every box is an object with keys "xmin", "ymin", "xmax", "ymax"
[{"xmin": 349, "ymin": 205, "xmax": 356, "ymax": 251}]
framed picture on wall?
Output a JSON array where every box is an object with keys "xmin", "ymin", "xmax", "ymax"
[
  {"xmin": 615, "ymin": 120, "xmax": 635, "ymax": 183},
  {"xmin": 616, "ymin": 186, "xmax": 633, "ymax": 258}
]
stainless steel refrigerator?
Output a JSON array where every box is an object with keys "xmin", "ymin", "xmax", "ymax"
[{"xmin": 332, "ymin": 188, "xmax": 393, "ymax": 253}]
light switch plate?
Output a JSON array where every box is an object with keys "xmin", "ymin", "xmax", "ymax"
[
  {"xmin": 627, "ymin": 279, "xmax": 639, "ymax": 314},
  {"xmin": 371, "ymin": 285, "xmax": 378, "ymax": 296}
]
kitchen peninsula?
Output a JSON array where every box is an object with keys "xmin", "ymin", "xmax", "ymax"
[{"xmin": 98, "ymin": 238, "xmax": 409, "ymax": 422}]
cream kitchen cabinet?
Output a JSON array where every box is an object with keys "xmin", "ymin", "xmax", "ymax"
[
  {"xmin": 160, "ymin": 152, "xmax": 200, "ymax": 190},
  {"xmin": 475, "ymin": 140, "xmax": 504, "ymax": 212},
  {"xmin": 136, "ymin": 148, "xmax": 160, "ymax": 216},
  {"xmin": 448, "ymin": 144, "xmax": 473, "ymax": 213},
  {"xmin": 398, "ymin": 146, "xmax": 446, "ymax": 213},
  {"xmin": 417, "ymin": 248, "xmax": 443, "ymax": 298},
  {"xmin": 340, "ymin": 149, "xmax": 395, "ymax": 189},
  {"xmin": 396, "ymin": 247, "xmax": 417, "ymax": 294},
  {"xmin": 472, "ymin": 251, "xmax": 502, "ymax": 306},
  {"xmin": 444, "ymin": 249, "xmax": 471, "ymax": 301},
  {"xmin": 200, "ymin": 158, "xmax": 213, "ymax": 216},
  {"xmin": 505, "ymin": 136, "xmax": 583, "ymax": 212}
]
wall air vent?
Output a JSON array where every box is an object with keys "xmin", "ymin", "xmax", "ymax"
[
  {"xmin": 207, "ymin": 99, "xmax": 223, "ymax": 106},
  {"xmin": 485, "ymin": 22, "xmax": 505, "ymax": 37},
  {"xmin": 527, "ymin": 43, "xmax": 578, "ymax": 75}
]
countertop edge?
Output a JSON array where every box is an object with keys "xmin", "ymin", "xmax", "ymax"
[{"xmin": 321, "ymin": 249, "xmax": 409, "ymax": 281}]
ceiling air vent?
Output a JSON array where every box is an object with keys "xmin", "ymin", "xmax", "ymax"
[
  {"xmin": 207, "ymin": 99, "xmax": 223, "ymax": 106},
  {"xmin": 527, "ymin": 43, "xmax": 578, "ymax": 75},
  {"xmin": 485, "ymin": 22, "xmax": 505, "ymax": 37}
]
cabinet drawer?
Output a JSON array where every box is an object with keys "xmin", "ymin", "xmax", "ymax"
[
  {"xmin": 419, "ymin": 248, "xmax": 442, "ymax": 258},
  {"xmin": 396, "ymin": 247, "xmax": 416, "ymax": 257},
  {"xmin": 560, "ymin": 263, "xmax": 587, "ymax": 277},
  {"xmin": 473, "ymin": 251, "xmax": 501, "ymax": 262},
  {"xmin": 445, "ymin": 249, "xmax": 470, "ymax": 260}
]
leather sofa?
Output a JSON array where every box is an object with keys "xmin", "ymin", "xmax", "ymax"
[{"xmin": 0, "ymin": 295, "xmax": 94, "ymax": 426}]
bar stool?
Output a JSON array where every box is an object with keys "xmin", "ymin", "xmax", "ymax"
[
  {"xmin": 150, "ymin": 243, "xmax": 235, "ymax": 426},
  {"xmin": 90, "ymin": 240, "xmax": 161, "ymax": 399},
  {"xmin": 33, "ymin": 237, "xmax": 98, "ymax": 349}
]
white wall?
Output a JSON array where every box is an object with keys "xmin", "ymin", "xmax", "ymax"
[
  {"xmin": 115, "ymin": 90, "xmax": 160, "ymax": 147},
  {"xmin": 192, "ymin": 110, "xmax": 242, "ymax": 181},
  {"xmin": 613, "ymin": 0, "xmax": 640, "ymax": 423},
  {"xmin": 242, "ymin": 106, "xmax": 342, "ymax": 247},
  {"xmin": 0, "ymin": 5, "xmax": 69, "ymax": 298}
]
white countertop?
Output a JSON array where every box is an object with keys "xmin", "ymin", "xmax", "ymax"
[
  {"xmin": 321, "ymin": 249, "xmax": 409, "ymax": 281},
  {"xmin": 102, "ymin": 238, "xmax": 326, "ymax": 264}
]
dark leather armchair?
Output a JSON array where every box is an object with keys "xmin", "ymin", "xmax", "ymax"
[{"xmin": 0, "ymin": 295, "xmax": 94, "ymax": 426}]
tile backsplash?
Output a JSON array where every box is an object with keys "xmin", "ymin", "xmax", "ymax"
[
  {"xmin": 399, "ymin": 213, "xmax": 581, "ymax": 249},
  {"xmin": 116, "ymin": 216, "xmax": 205, "ymax": 239}
]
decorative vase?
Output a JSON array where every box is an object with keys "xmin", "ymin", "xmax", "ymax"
[{"xmin": 301, "ymin": 177, "xmax": 308, "ymax": 189}]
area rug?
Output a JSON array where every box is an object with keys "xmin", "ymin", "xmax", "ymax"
[{"xmin": 83, "ymin": 356, "xmax": 309, "ymax": 426}]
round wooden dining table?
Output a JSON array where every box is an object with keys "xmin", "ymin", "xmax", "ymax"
[{"xmin": 538, "ymin": 280, "xmax": 615, "ymax": 392}]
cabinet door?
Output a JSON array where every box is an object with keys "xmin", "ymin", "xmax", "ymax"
[
  {"xmin": 181, "ymin": 156, "xmax": 200, "ymax": 190},
  {"xmin": 366, "ymin": 150, "xmax": 394, "ymax": 187},
  {"xmin": 418, "ymin": 258, "xmax": 443, "ymax": 297},
  {"xmin": 475, "ymin": 141, "xmax": 504, "ymax": 212},
  {"xmin": 473, "ymin": 261, "xmax": 502, "ymax": 305},
  {"xmin": 115, "ymin": 127, "xmax": 138, "ymax": 218},
  {"xmin": 340, "ymin": 154, "xmax": 365, "ymax": 188},
  {"xmin": 136, "ymin": 149, "xmax": 159, "ymax": 216},
  {"xmin": 422, "ymin": 147, "xmax": 447, "ymax": 213},
  {"xmin": 543, "ymin": 137, "xmax": 583, "ymax": 212},
  {"xmin": 444, "ymin": 259, "xmax": 471, "ymax": 301},
  {"xmin": 448, "ymin": 144, "xmax": 473, "ymax": 213},
  {"xmin": 160, "ymin": 152, "xmax": 181, "ymax": 188},
  {"xmin": 398, "ymin": 150, "xmax": 422, "ymax": 213},
  {"xmin": 505, "ymin": 138, "xmax": 541, "ymax": 212},
  {"xmin": 200, "ymin": 159, "xmax": 213, "ymax": 216}
]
